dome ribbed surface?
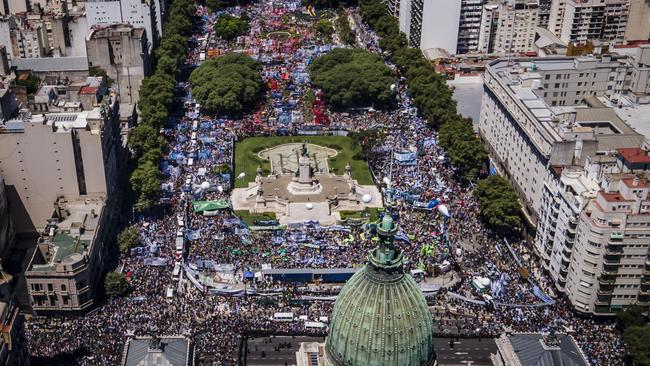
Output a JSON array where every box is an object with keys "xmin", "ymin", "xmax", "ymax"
[{"xmin": 325, "ymin": 256, "xmax": 435, "ymax": 366}]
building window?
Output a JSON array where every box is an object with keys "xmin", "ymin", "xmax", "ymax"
[
  {"xmin": 31, "ymin": 284, "xmax": 43, "ymax": 291},
  {"xmin": 47, "ymin": 284, "xmax": 53, "ymax": 292}
]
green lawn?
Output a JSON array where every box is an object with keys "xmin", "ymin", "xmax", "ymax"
[
  {"xmin": 234, "ymin": 136, "xmax": 374, "ymax": 188},
  {"xmin": 235, "ymin": 210, "xmax": 276, "ymax": 226},
  {"xmin": 339, "ymin": 207, "xmax": 381, "ymax": 222}
]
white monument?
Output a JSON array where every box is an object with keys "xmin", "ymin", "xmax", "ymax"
[{"xmin": 231, "ymin": 143, "xmax": 382, "ymax": 225}]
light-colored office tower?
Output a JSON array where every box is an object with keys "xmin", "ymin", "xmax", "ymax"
[
  {"xmin": 478, "ymin": 0, "xmax": 539, "ymax": 54},
  {"xmin": 559, "ymin": 0, "xmax": 630, "ymax": 46},
  {"xmin": 400, "ymin": 0, "xmax": 486, "ymax": 55},
  {"xmin": 85, "ymin": 23, "xmax": 151, "ymax": 104},
  {"xmin": 406, "ymin": 0, "xmax": 462, "ymax": 54},
  {"xmin": 625, "ymin": 0, "xmax": 650, "ymax": 42},
  {"xmin": 85, "ymin": 0, "xmax": 162, "ymax": 50},
  {"xmin": 0, "ymin": 91, "xmax": 123, "ymax": 234},
  {"xmin": 548, "ymin": 0, "xmax": 566, "ymax": 36},
  {"xmin": 480, "ymin": 54, "xmax": 650, "ymax": 222}
]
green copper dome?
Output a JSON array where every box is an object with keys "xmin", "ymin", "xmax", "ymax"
[{"xmin": 325, "ymin": 212, "xmax": 435, "ymax": 366}]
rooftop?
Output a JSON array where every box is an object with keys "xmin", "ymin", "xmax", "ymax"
[
  {"xmin": 487, "ymin": 56, "xmax": 645, "ymax": 155},
  {"xmin": 617, "ymin": 148, "xmax": 650, "ymax": 164},
  {"xmin": 495, "ymin": 333, "xmax": 589, "ymax": 366},
  {"xmin": 27, "ymin": 198, "xmax": 104, "ymax": 273},
  {"xmin": 12, "ymin": 56, "xmax": 89, "ymax": 72},
  {"xmin": 122, "ymin": 336, "xmax": 193, "ymax": 366}
]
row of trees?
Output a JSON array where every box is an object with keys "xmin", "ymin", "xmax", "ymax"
[
  {"xmin": 127, "ymin": 0, "xmax": 195, "ymax": 211},
  {"xmin": 189, "ymin": 53, "xmax": 263, "ymax": 116},
  {"xmin": 358, "ymin": 0, "xmax": 520, "ymax": 234},
  {"xmin": 309, "ymin": 48, "xmax": 395, "ymax": 110}
]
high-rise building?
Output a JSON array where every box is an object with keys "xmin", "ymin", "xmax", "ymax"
[
  {"xmin": 480, "ymin": 51, "xmax": 650, "ymax": 221},
  {"xmin": 537, "ymin": 0, "xmax": 553, "ymax": 28},
  {"xmin": 537, "ymin": 160, "xmax": 650, "ymax": 315},
  {"xmin": 559, "ymin": 0, "xmax": 630, "ymax": 46},
  {"xmin": 404, "ymin": 0, "xmax": 462, "ymax": 54},
  {"xmin": 0, "ymin": 91, "xmax": 124, "ymax": 234},
  {"xmin": 398, "ymin": 0, "xmax": 487, "ymax": 55},
  {"xmin": 478, "ymin": 0, "xmax": 539, "ymax": 54},
  {"xmin": 324, "ymin": 206, "xmax": 435, "ymax": 365},
  {"xmin": 85, "ymin": 23, "xmax": 151, "ymax": 104},
  {"xmin": 85, "ymin": 0, "xmax": 162, "ymax": 50},
  {"xmin": 457, "ymin": 0, "xmax": 485, "ymax": 54},
  {"xmin": 625, "ymin": 0, "xmax": 650, "ymax": 42}
]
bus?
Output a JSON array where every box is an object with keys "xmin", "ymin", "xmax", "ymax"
[
  {"xmin": 304, "ymin": 321, "xmax": 326, "ymax": 329},
  {"xmin": 272, "ymin": 312, "xmax": 294, "ymax": 322}
]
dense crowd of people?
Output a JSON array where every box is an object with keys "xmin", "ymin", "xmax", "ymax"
[{"xmin": 25, "ymin": 1, "xmax": 626, "ymax": 365}]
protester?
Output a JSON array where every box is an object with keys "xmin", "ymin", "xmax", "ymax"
[{"xmin": 25, "ymin": 3, "xmax": 625, "ymax": 366}]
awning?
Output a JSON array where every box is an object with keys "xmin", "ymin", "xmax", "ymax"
[{"xmin": 192, "ymin": 199, "xmax": 229, "ymax": 213}]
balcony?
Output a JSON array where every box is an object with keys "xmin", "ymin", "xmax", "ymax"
[
  {"xmin": 603, "ymin": 255, "xmax": 621, "ymax": 265},
  {"xmin": 602, "ymin": 266, "xmax": 619, "ymax": 276},
  {"xmin": 597, "ymin": 293, "xmax": 613, "ymax": 302},
  {"xmin": 605, "ymin": 245, "xmax": 624, "ymax": 255},
  {"xmin": 595, "ymin": 297, "xmax": 611, "ymax": 306},
  {"xmin": 610, "ymin": 232, "xmax": 624, "ymax": 240},
  {"xmin": 598, "ymin": 276, "xmax": 616, "ymax": 285}
]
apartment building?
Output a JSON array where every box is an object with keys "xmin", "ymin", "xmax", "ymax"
[
  {"xmin": 85, "ymin": 0, "xmax": 162, "ymax": 49},
  {"xmin": 86, "ymin": 24, "xmax": 151, "ymax": 104},
  {"xmin": 559, "ymin": 0, "xmax": 630, "ymax": 46},
  {"xmin": 25, "ymin": 197, "xmax": 112, "ymax": 313},
  {"xmin": 480, "ymin": 53, "xmax": 650, "ymax": 221},
  {"xmin": 567, "ymin": 169, "xmax": 650, "ymax": 315},
  {"xmin": 478, "ymin": 0, "xmax": 539, "ymax": 54},
  {"xmin": 457, "ymin": 0, "xmax": 485, "ymax": 54},
  {"xmin": 537, "ymin": 0, "xmax": 553, "ymax": 28},
  {"xmin": 0, "ymin": 91, "xmax": 124, "ymax": 234},
  {"xmin": 10, "ymin": 23, "xmax": 49, "ymax": 58},
  {"xmin": 537, "ymin": 155, "xmax": 650, "ymax": 315}
]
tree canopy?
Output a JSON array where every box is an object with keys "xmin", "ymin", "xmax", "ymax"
[
  {"xmin": 104, "ymin": 271, "xmax": 130, "ymax": 298},
  {"xmin": 314, "ymin": 19, "xmax": 334, "ymax": 42},
  {"xmin": 623, "ymin": 325, "xmax": 650, "ymax": 365},
  {"xmin": 474, "ymin": 175, "xmax": 522, "ymax": 234},
  {"xmin": 309, "ymin": 48, "xmax": 395, "ymax": 110},
  {"xmin": 214, "ymin": 14, "xmax": 250, "ymax": 42},
  {"xmin": 189, "ymin": 53, "xmax": 263, "ymax": 116},
  {"xmin": 117, "ymin": 226, "xmax": 140, "ymax": 253},
  {"xmin": 438, "ymin": 117, "xmax": 486, "ymax": 182}
]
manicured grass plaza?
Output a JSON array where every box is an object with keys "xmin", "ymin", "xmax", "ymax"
[{"xmin": 234, "ymin": 136, "xmax": 374, "ymax": 188}]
